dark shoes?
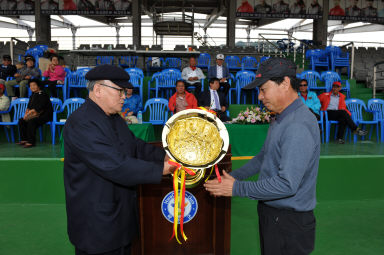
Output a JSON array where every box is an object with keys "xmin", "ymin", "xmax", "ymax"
[
  {"xmin": 337, "ymin": 139, "xmax": 345, "ymax": 144},
  {"xmin": 23, "ymin": 143, "xmax": 34, "ymax": 148},
  {"xmin": 355, "ymin": 128, "xmax": 368, "ymax": 136}
]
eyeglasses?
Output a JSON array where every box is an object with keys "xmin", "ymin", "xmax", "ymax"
[
  {"xmin": 98, "ymin": 83, "xmax": 126, "ymax": 97},
  {"xmin": 299, "ymin": 84, "xmax": 308, "ymax": 87}
]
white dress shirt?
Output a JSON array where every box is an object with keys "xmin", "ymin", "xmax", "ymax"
[
  {"xmin": 209, "ymin": 89, "xmax": 221, "ymax": 110},
  {"xmin": 216, "ymin": 65, "xmax": 223, "ymax": 79}
]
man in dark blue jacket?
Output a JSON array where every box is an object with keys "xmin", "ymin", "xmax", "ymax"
[
  {"xmin": 63, "ymin": 65, "xmax": 175, "ymax": 255},
  {"xmin": 0, "ymin": 55, "xmax": 17, "ymax": 84},
  {"xmin": 207, "ymin": 54, "xmax": 231, "ymax": 96}
]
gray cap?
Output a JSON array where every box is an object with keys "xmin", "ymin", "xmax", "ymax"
[
  {"xmin": 85, "ymin": 64, "xmax": 133, "ymax": 89},
  {"xmin": 243, "ymin": 57, "xmax": 297, "ymax": 89}
]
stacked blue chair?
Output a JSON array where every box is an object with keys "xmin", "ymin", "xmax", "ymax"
[
  {"xmin": 346, "ymin": 98, "xmax": 380, "ymax": 143},
  {"xmin": 125, "ymin": 68, "xmax": 144, "ymax": 102},
  {"xmin": 367, "ymin": 99, "xmax": 384, "ymax": 143},
  {"xmin": 164, "ymin": 58, "xmax": 182, "ymax": 70},
  {"xmin": 96, "ymin": 56, "xmax": 114, "ymax": 66},
  {"xmin": 142, "ymin": 98, "xmax": 169, "ymax": 125},
  {"xmin": 118, "ymin": 56, "xmax": 138, "ymax": 68},
  {"xmin": 197, "ymin": 53, "xmax": 211, "ymax": 70},
  {"xmin": 51, "ymin": 98, "xmax": 85, "ymax": 144},
  {"xmin": 320, "ymin": 71, "xmax": 350, "ymax": 98},
  {"xmin": 241, "ymin": 56, "xmax": 258, "ymax": 71},
  {"xmin": 230, "ymin": 71, "xmax": 257, "ymax": 104},
  {"xmin": 318, "ymin": 111, "xmax": 326, "ymax": 143},
  {"xmin": 225, "ymin": 56, "xmax": 242, "ymax": 72},
  {"xmin": 299, "ymin": 70, "xmax": 325, "ymax": 93},
  {"xmin": 326, "ymin": 46, "xmax": 350, "ymax": 77},
  {"xmin": 306, "ymin": 49, "xmax": 330, "ymax": 71},
  {"xmin": 0, "ymin": 98, "xmax": 29, "ymax": 143}
]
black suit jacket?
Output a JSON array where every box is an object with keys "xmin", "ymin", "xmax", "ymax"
[
  {"xmin": 63, "ymin": 99, "xmax": 165, "ymax": 254},
  {"xmin": 198, "ymin": 89, "xmax": 229, "ymax": 110}
]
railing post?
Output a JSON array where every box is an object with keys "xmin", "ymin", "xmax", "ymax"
[
  {"xmin": 302, "ymin": 45, "xmax": 305, "ymax": 69},
  {"xmin": 10, "ymin": 38, "xmax": 14, "ymax": 64},
  {"xmin": 373, "ymin": 65, "xmax": 377, "ymax": 99},
  {"xmin": 350, "ymin": 42, "xmax": 355, "ymax": 80}
]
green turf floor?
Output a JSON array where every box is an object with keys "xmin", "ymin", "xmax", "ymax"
[{"xmin": 1, "ymin": 199, "xmax": 383, "ymax": 254}]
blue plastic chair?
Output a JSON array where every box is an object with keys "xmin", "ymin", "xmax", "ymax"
[
  {"xmin": 368, "ymin": 98, "xmax": 384, "ymax": 143},
  {"xmin": 119, "ymin": 56, "xmax": 138, "ymax": 68},
  {"xmin": 324, "ymin": 111, "xmax": 341, "ymax": 143},
  {"xmin": 128, "ymin": 73, "xmax": 144, "ymax": 102},
  {"xmin": 346, "ymin": 98, "xmax": 380, "ymax": 143},
  {"xmin": 125, "ymin": 67, "xmax": 144, "ymax": 77},
  {"xmin": 306, "ymin": 49, "xmax": 329, "ymax": 71},
  {"xmin": 0, "ymin": 98, "xmax": 29, "ymax": 143},
  {"xmin": 318, "ymin": 111, "xmax": 325, "ymax": 143},
  {"xmin": 241, "ymin": 56, "xmax": 258, "ymax": 71},
  {"xmin": 232, "ymin": 71, "xmax": 257, "ymax": 104},
  {"xmin": 326, "ymin": 46, "xmax": 350, "ymax": 77},
  {"xmin": 299, "ymin": 70, "xmax": 325, "ymax": 93},
  {"xmin": 142, "ymin": 98, "xmax": 169, "ymax": 125},
  {"xmin": 164, "ymin": 58, "xmax": 182, "ymax": 70},
  {"xmin": 96, "ymin": 56, "xmax": 114, "ymax": 66},
  {"xmin": 197, "ymin": 53, "xmax": 211, "ymax": 70},
  {"xmin": 225, "ymin": 56, "xmax": 242, "ymax": 72},
  {"xmin": 320, "ymin": 71, "xmax": 350, "ymax": 98},
  {"xmin": 51, "ymin": 98, "xmax": 85, "ymax": 144},
  {"xmin": 66, "ymin": 72, "xmax": 88, "ymax": 99},
  {"xmin": 156, "ymin": 69, "xmax": 182, "ymax": 99},
  {"xmin": 38, "ymin": 98, "xmax": 62, "ymax": 142}
]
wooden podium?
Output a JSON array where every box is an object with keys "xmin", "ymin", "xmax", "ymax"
[{"xmin": 131, "ymin": 144, "xmax": 232, "ymax": 255}]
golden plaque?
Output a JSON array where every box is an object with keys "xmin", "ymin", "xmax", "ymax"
[{"xmin": 162, "ymin": 109, "xmax": 229, "ymax": 187}]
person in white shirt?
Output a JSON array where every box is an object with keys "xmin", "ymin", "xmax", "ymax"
[
  {"xmin": 208, "ymin": 54, "xmax": 231, "ymax": 96},
  {"xmin": 181, "ymin": 56, "xmax": 205, "ymax": 98}
]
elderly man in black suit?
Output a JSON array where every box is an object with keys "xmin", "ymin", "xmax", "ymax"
[
  {"xmin": 63, "ymin": 64, "xmax": 176, "ymax": 255},
  {"xmin": 198, "ymin": 78, "xmax": 231, "ymax": 122}
]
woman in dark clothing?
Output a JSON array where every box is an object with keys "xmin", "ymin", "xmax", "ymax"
[{"xmin": 17, "ymin": 79, "xmax": 53, "ymax": 148}]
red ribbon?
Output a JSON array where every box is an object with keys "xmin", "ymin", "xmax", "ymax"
[
  {"xmin": 168, "ymin": 160, "xmax": 196, "ymax": 176},
  {"xmin": 215, "ymin": 164, "xmax": 222, "ymax": 183}
]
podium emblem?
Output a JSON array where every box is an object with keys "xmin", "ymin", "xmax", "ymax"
[{"xmin": 161, "ymin": 191, "xmax": 198, "ymax": 224}]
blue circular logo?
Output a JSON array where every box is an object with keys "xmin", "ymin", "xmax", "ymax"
[{"xmin": 161, "ymin": 191, "xmax": 198, "ymax": 224}]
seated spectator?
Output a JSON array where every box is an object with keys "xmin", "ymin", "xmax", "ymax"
[
  {"xmin": 298, "ymin": 79, "xmax": 321, "ymax": 120},
  {"xmin": 0, "ymin": 55, "xmax": 17, "ymax": 84},
  {"xmin": 17, "ymin": 79, "xmax": 53, "ymax": 148},
  {"xmin": 168, "ymin": 80, "xmax": 198, "ymax": 114},
  {"xmin": 318, "ymin": 81, "xmax": 367, "ymax": 144},
  {"xmin": 208, "ymin": 54, "xmax": 231, "ymax": 96},
  {"xmin": 5, "ymin": 55, "xmax": 40, "ymax": 98},
  {"xmin": 0, "ymin": 83, "xmax": 10, "ymax": 123},
  {"xmin": 198, "ymin": 78, "xmax": 230, "ymax": 122},
  {"xmin": 42, "ymin": 55, "xmax": 66, "ymax": 98},
  {"xmin": 182, "ymin": 56, "xmax": 205, "ymax": 98},
  {"xmin": 120, "ymin": 86, "xmax": 142, "ymax": 124}
]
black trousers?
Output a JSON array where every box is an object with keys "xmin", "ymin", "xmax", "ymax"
[
  {"xmin": 42, "ymin": 80, "xmax": 58, "ymax": 97},
  {"xmin": 18, "ymin": 117, "xmax": 46, "ymax": 145},
  {"xmin": 185, "ymin": 82, "xmax": 202, "ymax": 98},
  {"xmin": 219, "ymin": 81, "xmax": 230, "ymax": 96},
  {"xmin": 327, "ymin": 110, "xmax": 357, "ymax": 139},
  {"xmin": 258, "ymin": 202, "xmax": 316, "ymax": 255},
  {"xmin": 75, "ymin": 244, "xmax": 131, "ymax": 255}
]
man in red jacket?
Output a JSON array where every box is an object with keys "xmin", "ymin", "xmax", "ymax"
[
  {"xmin": 168, "ymin": 80, "xmax": 198, "ymax": 113},
  {"xmin": 318, "ymin": 81, "xmax": 367, "ymax": 144}
]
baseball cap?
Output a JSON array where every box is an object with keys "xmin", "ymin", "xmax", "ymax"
[
  {"xmin": 243, "ymin": 57, "xmax": 297, "ymax": 89},
  {"xmin": 216, "ymin": 54, "xmax": 224, "ymax": 60},
  {"xmin": 85, "ymin": 64, "xmax": 133, "ymax": 89},
  {"xmin": 333, "ymin": 81, "xmax": 342, "ymax": 87}
]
